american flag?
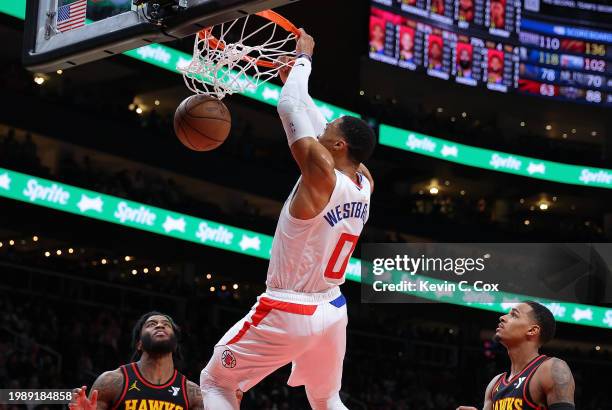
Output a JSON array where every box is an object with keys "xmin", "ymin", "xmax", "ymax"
[{"xmin": 56, "ymin": 0, "xmax": 87, "ymax": 33}]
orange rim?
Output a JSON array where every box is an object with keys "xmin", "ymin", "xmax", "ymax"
[{"xmin": 197, "ymin": 10, "xmax": 300, "ymax": 69}]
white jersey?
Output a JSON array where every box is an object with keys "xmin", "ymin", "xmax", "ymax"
[{"xmin": 266, "ymin": 169, "xmax": 371, "ymax": 293}]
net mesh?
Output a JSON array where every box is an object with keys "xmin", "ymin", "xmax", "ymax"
[{"xmin": 180, "ymin": 14, "xmax": 297, "ymax": 100}]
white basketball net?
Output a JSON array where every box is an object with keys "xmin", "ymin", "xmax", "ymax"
[{"xmin": 180, "ymin": 13, "xmax": 298, "ymax": 100}]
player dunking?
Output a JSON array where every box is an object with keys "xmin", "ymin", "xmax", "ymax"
[
  {"xmin": 457, "ymin": 301, "xmax": 575, "ymax": 410},
  {"xmin": 200, "ymin": 28, "xmax": 376, "ymax": 410},
  {"xmin": 70, "ymin": 312, "xmax": 239, "ymax": 410}
]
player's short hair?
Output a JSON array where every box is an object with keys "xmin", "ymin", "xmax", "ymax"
[
  {"xmin": 131, "ymin": 311, "xmax": 183, "ymax": 362},
  {"xmin": 338, "ymin": 116, "xmax": 376, "ymax": 164},
  {"xmin": 523, "ymin": 301, "xmax": 556, "ymax": 346}
]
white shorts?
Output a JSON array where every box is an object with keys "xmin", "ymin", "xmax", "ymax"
[{"xmin": 202, "ymin": 287, "xmax": 348, "ymax": 399}]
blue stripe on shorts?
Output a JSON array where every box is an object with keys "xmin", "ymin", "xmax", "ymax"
[{"xmin": 329, "ymin": 294, "xmax": 346, "ymax": 308}]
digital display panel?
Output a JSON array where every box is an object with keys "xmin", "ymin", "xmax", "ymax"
[{"xmin": 369, "ymin": 0, "xmax": 612, "ymax": 106}]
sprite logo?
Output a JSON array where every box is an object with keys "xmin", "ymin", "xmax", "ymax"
[
  {"xmin": 23, "ymin": 179, "xmax": 70, "ymax": 205},
  {"xmin": 196, "ymin": 222, "xmax": 233, "ymax": 245},
  {"xmin": 114, "ymin": 202, "xmax": 156, "ymax": 226},
  {"xmin": 490, "ymin": 154, "xmax": 521, "ymax": 170}
]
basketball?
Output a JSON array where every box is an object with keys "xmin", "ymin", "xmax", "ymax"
[{"xmin": 174, "ymin": 95, "xmax": 231, "ymax": 151}]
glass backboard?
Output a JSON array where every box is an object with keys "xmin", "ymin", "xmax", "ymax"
[{"xmin": 23, "ymin": 0, "xmax": 298, "ymax": 73}]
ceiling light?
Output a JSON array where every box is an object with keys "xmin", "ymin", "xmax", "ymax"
[{"xmin": 34, "ymin": 75, "xmax": 45, "ymax": 85}]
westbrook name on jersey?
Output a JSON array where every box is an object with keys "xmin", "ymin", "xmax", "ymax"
[{"xmin": 266, "ymin": 169, "xmax": 371, "ymax": 293}]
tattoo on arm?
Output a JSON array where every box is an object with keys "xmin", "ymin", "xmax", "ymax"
[
  {"xmin": 547, "ymin": 359, "xmax": 575, "ymax": 405},
  {"xmin": 186, "ymin": 381, "xmax": 204, "ymax": 410},
  {"xmin": 91, "ymin": 370, "xmax": 124, "ymax": 410}
]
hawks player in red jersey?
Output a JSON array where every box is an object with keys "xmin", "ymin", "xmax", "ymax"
[{"xmin": 457, "ymin": 301, "xmax": 575, "ymax": 410}]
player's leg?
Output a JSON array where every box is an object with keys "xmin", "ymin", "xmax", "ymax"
[
  {"xmin": 287, "ymin": 296, "xmax": 349, "ymax": 410},
  {"xmin": 201, "ymin": 297, "xmax": 316, "ymax": 410}
]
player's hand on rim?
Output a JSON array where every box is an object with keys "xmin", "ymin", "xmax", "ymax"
[
  {"xmin": 296, "ymin": 28, "xmax": 315, "ymax": 58},
  {"xmin": 69, "ymin": 385, "xmax": 99, "ymax": 410},
  {"xmin": 276, "ymin": 28, "xmax": 315, "ymax": 84}
]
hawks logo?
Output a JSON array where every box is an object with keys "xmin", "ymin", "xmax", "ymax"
[{"xmin": 221, "ymin": 350, "xmax": 236, "ymax": 368}]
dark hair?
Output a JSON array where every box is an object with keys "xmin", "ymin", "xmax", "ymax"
[
  {"xmin": 130, "ymin": 311, "xmax": 183, "ymax": 362},
  {"xmin": 523, "ymin": 301, "xmax": 556, "ymax": 346},
  {"xmin": 338, "ymin": 116, "xmax": 376, "ymax": 164}
]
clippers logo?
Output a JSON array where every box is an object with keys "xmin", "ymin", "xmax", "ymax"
[
  {"xmin": 77, "ymin": 194, "xmax": 103, "ymax": 213},
  {"xmin": 221, "ymin": 350, "xmax": 236, "ymax": 368}
]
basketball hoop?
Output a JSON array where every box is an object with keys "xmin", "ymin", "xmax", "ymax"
[{"xmin": 180, "ymin": 10, "xmax": 300, "ymax": 100}]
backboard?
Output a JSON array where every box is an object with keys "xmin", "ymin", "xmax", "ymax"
[{"xmin": 23, "ymin": 0, "xmax": 298, "ymax": 73}]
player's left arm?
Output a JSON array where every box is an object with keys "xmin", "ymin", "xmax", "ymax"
[
  {"xmin": 186, "ymin": 381, "xmax": 204, "ymax": 410},
  {"xmin": 540, "ymin": 358, "xmax": 576, "ymax": 408}
]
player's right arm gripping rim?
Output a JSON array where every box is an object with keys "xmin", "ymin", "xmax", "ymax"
[
  {"xmin": 276, "ymin": 34, "xmax": 374, "ymax": 193},
  {"xmin": 277, "ymin": 28, "xmax": 337, "ymax": 217},
  {"xmin": 69, "ymin": 369, "xmax": 124, "ymax": 410}
]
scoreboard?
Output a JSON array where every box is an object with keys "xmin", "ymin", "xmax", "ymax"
[{"xmin": 369, "ymin": 0, "xmax": 612, "ymax": 106}]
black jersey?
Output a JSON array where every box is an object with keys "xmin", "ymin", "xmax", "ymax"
[
  {"xmin": 112, "ymin": 362, "xmax": 189, "ymax": 410},
  {"xmin": 491, "ymin": 355, "xmax": 550, "ymax": 410}
]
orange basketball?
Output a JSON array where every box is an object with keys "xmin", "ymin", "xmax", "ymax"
[{"xmin": 174, "ymin": 95, "xmax": 231, "ymax": 151}]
